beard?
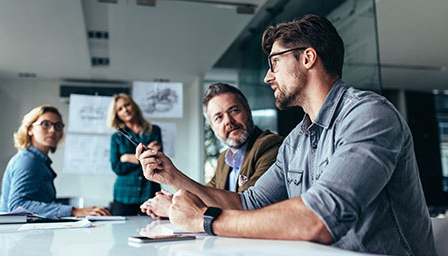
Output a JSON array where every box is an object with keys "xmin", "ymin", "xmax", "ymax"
[
  {"xmin": 274, "ymin": 70, "xmax": 306, "ymax": 110},
  {"xmin": 275, "ymin": 89, "xmax": 297, "ymax": 110},
  {"xmin": 224, "ymin": 129, "xmax": 250, "ymax": 149},
  {"xmin": 216, "ymin": 120, "xmax": 254, "ymax": 149}
]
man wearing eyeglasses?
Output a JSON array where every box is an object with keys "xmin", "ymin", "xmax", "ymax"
[{"xmin": 137, "ymin": 14, "xmax": 436, "ymax": 255}]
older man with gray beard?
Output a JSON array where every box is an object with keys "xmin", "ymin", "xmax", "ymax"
[{"xmin": 140, "ymin": 83, "xmax": 283, "ymax": 218}]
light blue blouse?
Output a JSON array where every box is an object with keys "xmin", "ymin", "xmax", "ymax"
[{"xmin": 0, "ymin": 146, "xmax": 72, "ymax": 217}]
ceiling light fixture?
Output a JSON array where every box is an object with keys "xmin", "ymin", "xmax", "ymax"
[
  {"xmin": 166, "ymin": 0, "xmax": 256, "ymax": 14},
  {"xmin": 98, "ymin": 0, "xmax": 118, "ymax": 3},
  {"xmin": 137, "ymin": 0, "xmax": 156, "ymax": 6},
  {"xmin": 100, "ymin": 0, "xmax": 256, "ymax": 13},
  {"xmin": 18, "ymin": 72, "xmax": 37, "ymax": 78}
]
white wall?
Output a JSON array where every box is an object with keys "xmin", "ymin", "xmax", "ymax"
[{"xmin": 0, "ymin": 78, "xmax": 203, "ymax": 207}]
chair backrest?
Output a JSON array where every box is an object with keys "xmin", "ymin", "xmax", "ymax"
[{"xmin": 431, "ymin": 217, "xmax": 448, "ymax": 256}]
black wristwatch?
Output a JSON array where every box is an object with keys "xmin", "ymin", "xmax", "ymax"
[{"xmin": 203, "ymin": 207, "xmax": 222, "ymax": 236}]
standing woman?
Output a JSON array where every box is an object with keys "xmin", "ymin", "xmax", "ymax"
[
  {"xmin": 108, "ymin": 93, "xmax": 162, "ymax": 216},
  {"xmin": 0, "ymin": 105, "xmax": 110, "ymax": 217}
]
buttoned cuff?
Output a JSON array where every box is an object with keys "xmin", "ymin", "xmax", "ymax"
[{"xmin": 59, "ymin": 205, "xmax": 74, "ymax": 217}]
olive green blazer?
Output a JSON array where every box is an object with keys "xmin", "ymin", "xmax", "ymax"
[{"xmin": 207, "ymin": 126, "xmax": 283, "ymax": 192}]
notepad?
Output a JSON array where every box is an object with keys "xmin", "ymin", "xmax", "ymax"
[
  {"xmin": 0, "ymin": 212, "xmax": 27, "ymax": 224},
  {"xmin": 0, "ymin": 207, "xmax": 36, "ymax": 224}
]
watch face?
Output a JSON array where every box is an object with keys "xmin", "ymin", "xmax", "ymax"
[{"xmin": 204, "ymin": 207, "xmax": 222, "ymax": 218}]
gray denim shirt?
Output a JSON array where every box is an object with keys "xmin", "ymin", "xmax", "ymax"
[{"xmin": 239, "ymin": 80, "xmax": 436, "ymax": 255}]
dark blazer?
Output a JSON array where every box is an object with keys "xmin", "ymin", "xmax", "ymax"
[{"xmin": 207, "ymin": 126, "xmax": 283, "ymax": 192}]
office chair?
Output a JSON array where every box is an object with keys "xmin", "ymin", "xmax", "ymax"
[{"xmin": 431, "ymin": 217, "xmax": 448, "ymax": 256}]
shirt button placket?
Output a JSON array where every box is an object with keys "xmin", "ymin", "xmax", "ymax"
[{"xmin": 309, "ymin": 129, "xmax": 318, "ymax": 181}]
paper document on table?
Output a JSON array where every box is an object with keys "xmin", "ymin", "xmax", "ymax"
[
  {"xmin": 86, "ymin": 216, "xmax": 126, "ymax": 221},
  {"xmin": 18, "ymin": 218, "xmax": 94, "ymax": 231}
]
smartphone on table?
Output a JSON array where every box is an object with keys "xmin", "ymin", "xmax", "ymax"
[{"xmin": 128, "ymin": 234, "xmax": 196, "ymax": 243}]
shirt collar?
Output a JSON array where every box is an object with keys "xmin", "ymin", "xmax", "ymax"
[
  {"xmin": 301, "ymin": 79, "xmax": 347, "ymax": 131},
  {"xmin": 27, "ymin": 145, "xmax": 52, "ymax": 166},
  {"xmin": 224, "ymin": 140, "xmax": 249, "ymax": 169}
]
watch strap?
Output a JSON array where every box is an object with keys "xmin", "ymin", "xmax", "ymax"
[{"xmin": 203, "ymin": 207, "xmax": 222, "ymax": 236}]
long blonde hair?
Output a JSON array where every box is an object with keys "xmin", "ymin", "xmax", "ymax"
[
  {"xmin": 14, "ymin": 105, "xmax": 64, "ymax": 153},
  {"xmin": 107, "ymin": 93, "xmax": 152, "ymax": 135}
]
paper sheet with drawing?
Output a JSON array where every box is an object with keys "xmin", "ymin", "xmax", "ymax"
[
  {"xmin": 62, "ymin": 134, "xmax": 112, "ymax": 174},
  {"xmin": 152, "ymin": 122, "xmax": 176, "ymax": 158},
  {"xmin": 67, "ymin": 94, "xmax": 113, "ymax": 134},
  {"xmin": 132, "ymin": 82, "xmax": 183, "ymax": 118}
]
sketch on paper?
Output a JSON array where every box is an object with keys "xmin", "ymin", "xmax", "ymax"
[
  {"xmin": 62, "ymin": 134, "xmax": 112, "ymax": 175},
  {"xmin": 132, "ymin": 82, "xmax": 183, "ymax": 118},
  {"xmin": 153, "ymin": 122, "xmax": 176, "ymax": 158},
  {"xmin": 62, "ymin": 125, "xmax": 175, "ymax": 174},
  {"xmin": 68, "ymin": 94, "xmax": 113, "ymax": 134},
  {"xmin": 79, "ymin": 105, "xmax": 105, "ymax": 121},
  {"xmin": 143, "ymin": 87, "xmax": 178, "ymax": 113}
]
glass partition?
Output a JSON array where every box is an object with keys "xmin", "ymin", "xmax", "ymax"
[
  {"xmin": 204, "ymin": 0, "xmax": 382, "ymax": 183},
  {"xmin": 237, "ymin": 0, "xmax": 382, "ymax": 132}
]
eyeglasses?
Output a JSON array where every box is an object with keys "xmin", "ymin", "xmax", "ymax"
[
  {"xmin": 268, "ymin": 47, "xmax": 308, "ymax": 73},
  {"xmin": 33, "ymin": 120, "xmax": 65, "ymax": 131}
]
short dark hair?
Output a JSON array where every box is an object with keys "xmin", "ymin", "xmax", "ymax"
[
  {"xmin": 262, "ymin": 14, "xmax": 344, "ymax": 77},
  {"xmin": 202, "ymin": 83, "xmax": 251, "ymax": 119}
]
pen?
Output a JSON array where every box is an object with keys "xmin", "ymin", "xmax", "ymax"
[
  {"xmin": 117, "ymin": 127, "xmax": 149, "ymax": 151},
  {"xmin": 116, "ymin": 128, "xmax": 161, "ymax": 171}
]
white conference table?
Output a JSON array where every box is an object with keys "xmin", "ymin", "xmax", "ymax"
[{"xmin": 0, "ymin": 216, "xmax": 375, "ymax": 256}]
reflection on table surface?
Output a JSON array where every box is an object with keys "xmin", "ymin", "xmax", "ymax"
[{"xmin": 0, "ymin": 216, "xmax": 370, "ymax": 256}]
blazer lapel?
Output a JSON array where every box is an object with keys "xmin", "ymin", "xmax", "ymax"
[{"xmin": 217, "ymin": 158, "xmax": 232, "ymax": 190}]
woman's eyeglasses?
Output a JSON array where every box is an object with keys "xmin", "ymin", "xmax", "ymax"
[{"xmin": 33, "ymin": 120, "xmax": 65, "ymax": 131}]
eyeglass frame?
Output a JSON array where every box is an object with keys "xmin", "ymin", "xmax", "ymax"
[
  {"xmin": 268, "ymin": 47, "xmax": 308, "ymax": 73},
  {"xmin": 32, "ymin": 120, "xmax": 65, "ymax": 131}
]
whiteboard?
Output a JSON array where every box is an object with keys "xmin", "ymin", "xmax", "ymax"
[{"xmin": 132, "ymin": 81, "xmax": 183, "ymax": 118}]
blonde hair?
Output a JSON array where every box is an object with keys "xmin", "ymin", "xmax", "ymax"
[
  {"xmin": 14, "ymin": 105, "xmax": 64, "ymax": 153},
  {"xmin": 107, "ymin": 93, "xmax": 152, "ymax": 135}
]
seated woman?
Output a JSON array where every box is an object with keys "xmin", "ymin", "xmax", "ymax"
[{"xmin": 0, "ymin": 105, "xmax": 110, "ymax": 217}]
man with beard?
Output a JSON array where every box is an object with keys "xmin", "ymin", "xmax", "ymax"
[
  {"xmin": 137, "ymin": 14, "xmax": 436, "ymax": 255},
  {"xmin": 140, "ymin": 83, "xmax": 283, "ymax": 218}
]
